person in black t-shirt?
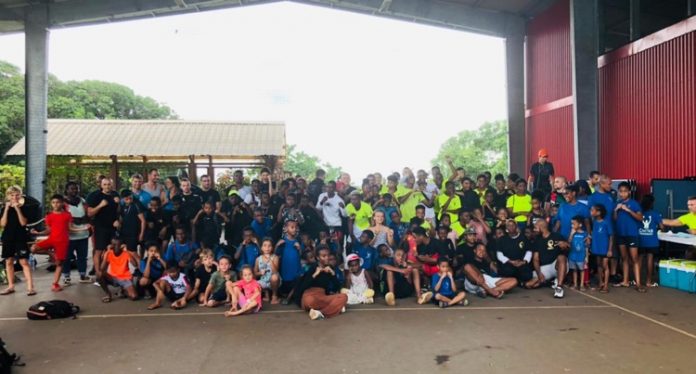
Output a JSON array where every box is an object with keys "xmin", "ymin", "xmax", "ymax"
[
  {"xmin": 454, "ymin": 228, "xmax": 478, "ymax": 273},
  {"xmin": 432, "ymin": 226, "xmax": 456, "ymax": 262},
  {"xmin": 462, "ymin": 243, "xmax": 518, "ymax": 298},
  {"xmin": 179, "ymin": 178, "xmax": 202, "ymax": 234},
  {"xmin": 528, "ymin": 148, "xmax": 555, "ymax": 197},
  {"xmin": 198, "ymin": 175, "xmax": 221, "ymax": 211},
  {"xmin": 144, "ymin": 197, "xmax": 165, "ymax": 246},
  {"xmin": 296, "ymin": 246, "xmax": 348, "ymax": 320},
  {"xmin": 495, "ymin": 220, "xmax": 536, "ymax": 288},
  {"xmin": 192, "ymin": 201, "xmax": 228, "ymax": 250},
  {"xmin": 87, "ymin": 177, "xmax": 120, "ymax": 279},
  {"xmin": 532, "ymin": 219, "xmax": 570, "ymax": 298},
  {"xmin": 118, "ymin": 190, "xmax": 145, "ymax": 256}
]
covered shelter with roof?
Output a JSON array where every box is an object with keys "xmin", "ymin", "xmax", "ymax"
[{"xmin": 5, "ymin": 119, "xmax": 286, "ymax": 188}]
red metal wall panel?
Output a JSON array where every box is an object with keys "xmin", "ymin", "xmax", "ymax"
[
  {"xmin": 525, "ymin": 0, "xmax": 575, "ymax": 180},
  {"xmin": 599, "ymin": 28, "xmax": 696, "ymax": 192},
  {"xmin": 526, "ymin": 0, "xmax": 572, "ymax": 108},
  {"xmin": 526, "ymin": 106, "xmax": 576, "ymax": 180}
]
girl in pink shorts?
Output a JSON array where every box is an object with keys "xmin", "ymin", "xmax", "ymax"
[{"xmin": 224, "ymin": 265, "xmax": 262, "ymax": 317}]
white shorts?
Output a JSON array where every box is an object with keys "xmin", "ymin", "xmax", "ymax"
[
  {"xmin": 464, "ymin": 274, "xmax": 501, "ymax": 292},
  {"xmin": 533, "ymin": 259, "xmax": 568, "ymax": 280}
]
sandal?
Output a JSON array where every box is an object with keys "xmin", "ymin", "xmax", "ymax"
[
  {"xmin": 646, "ymin": 282, "xmax": 659, "ymax": 288},
  {"xmin": 0, "ymin": 288, "xmax": 15, "ymax": 295},
  {"xmin": 27, "ymin": 290, "xmax": 37, "ymax": 296},
  {"xmin": 101, "ymin": 296, "xmax": 112, "ymax": 303},
  {"xmin": 612, "ymin": 282, "xmax": 630, "ymax": 288},
  {"xmin": 599, "ymin": 287, "xmax": 609, "ymax": 294}
]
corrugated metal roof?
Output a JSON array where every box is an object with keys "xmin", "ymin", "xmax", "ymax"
[{"xmin": 6, "ymin": 119, "xmax": 286, "ymax": 158}]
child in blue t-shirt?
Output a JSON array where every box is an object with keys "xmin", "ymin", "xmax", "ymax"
[
  {"xmin": 639, "ymin": 195, "xmax": 663, "ymax": 288},
  {"xmin": 139, "ymin": 242, "xmax": 167, "ymax": 298},
  {"xmin": 235, "ymin": 227, "xmax": 260, "ymax": 272},
  {"xmin": 568, "ymin": 216, "xmax": 589, "ymax": 291},
  {"xmin": 275, "ymin": 220, "xmax": 302, "ymax": 302},
  {"xmin": 251, "ymin": 208, "xmax": 273, "ymax": 240},
  {"xmin": 352, "ymin": 230, "xmax": 377, "ymax": 276},
  {"xmin": 613, "ymin": 182, "xmax": 644, "ymax": 291},
  {"xmin": 591, "ymin": 204, "xmax": 613, "ymax": 293},
  {"xmin": 431, "ymin": 258, "xmax": 467, "ymax": 308}
]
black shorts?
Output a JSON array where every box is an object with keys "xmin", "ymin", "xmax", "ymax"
[
  {"xmin": 94, "ymin": 227, "xmax": 114, "ymax": 251},
  {"xmin": 210, "ymin": 288, "xmax": 228, "ymax": 302},
  {"xmin": 616, "ymin": 235, "xmax": 639, "ymax": 247},
  {"xmin": 381, "ymin": 270, "xmax": 414, "ymax": 299},
  {"xmin": 1, "ymin": 240, "xmax": 30, "ymax": 260},
  {"xmin": 166, "ymin": 291, "xmax": 186, "ymax": 302},
  {"xmin": 122, "ymin": 237, "xmax": 139, "ymax": 252},
  {"xmin": 279, "ymin": 279, "xmax": 297, "ymax": 296},
  {"xmin": 640, "ymin": 247, "xmax": 659, "ymax": 255},
  {"xmin": 500, "ymin": 262, "xmax": 534, "ymax": 283}
]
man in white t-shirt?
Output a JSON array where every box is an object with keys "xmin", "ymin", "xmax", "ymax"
[
  {"xmin": 417, "ymin": 169, "xmax": 439, "ymax": 220},
  {"xmin": 317, "ymin": 181, "xmax": 347, "ymax": 232}
]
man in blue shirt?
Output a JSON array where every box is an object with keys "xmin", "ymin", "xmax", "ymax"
[
  {"xmin": 554, "ymin": 184, "xmax": 591, "ymax": 238},
  {"xmin": 587, "ymin": 175, "xmax": 615, "ymax": 225}
]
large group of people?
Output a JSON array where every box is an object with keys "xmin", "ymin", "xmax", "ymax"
[{"xmin": 2, "ymin": 149, "xmax": 696, "ymax": 320}]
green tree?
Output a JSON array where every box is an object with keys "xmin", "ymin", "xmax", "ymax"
[
  {"xmin": 432, "ymin": 120, "xmax": 509, "ymax": 177},
  {"xmin": 0, "ymin": 59, "xmax": 177, "ymax": 157},
  {"xmin": 285, "ymin": 144, "xmax": 342, "ymax": 181}
]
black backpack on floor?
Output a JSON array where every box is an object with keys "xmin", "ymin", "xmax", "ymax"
[{"xmin": 26, "ymin": 300, "xmax": 80, "ymax": 320}]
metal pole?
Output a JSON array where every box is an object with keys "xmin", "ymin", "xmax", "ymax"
[{"xmin": 24, "ymin": 5, "xmax": 49, "ymax": 205}]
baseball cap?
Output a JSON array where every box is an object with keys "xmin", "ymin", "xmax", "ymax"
[{"xmin": 538, "ymin": 148, "xmax": 549, "ymax": 157}]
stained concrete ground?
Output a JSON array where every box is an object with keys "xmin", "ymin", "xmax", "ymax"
[{"xmin": 1, "ymin": 261, "xmax": 695, "ymax": 374}]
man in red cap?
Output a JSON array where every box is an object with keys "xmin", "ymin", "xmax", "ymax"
[{"xmin": 528, "ymin": 148, "xmax": 555, "ymax": 198}]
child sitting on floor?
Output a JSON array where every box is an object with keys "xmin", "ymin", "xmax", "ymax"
[
  {"xmin": 224, "ymin": 265, "xmax": 262, "ymax": 317},
  {"xmin": 341, "ymin": 253, "xmax": 375, "ymax": 305},
  {"xmin": 202, "ymin": 255, "xmax": 236, "ymax": 307},
  {"xmin": 192, "ymin": 249, "xmax": 217, "ymax": 304},
  {"xmin": 432, "ymin": 258, "xmax": 467, "ymax": 308},
  {"xmin": 138, "ymin": 242, "xmax": 167, "ymax": 298},
  {"xmin": 149, "ymin": 265, "xmax": 193, "ymax": 310},
  {"xmin": 98, "ymin": 236, "xmax": 138, "ymax": 303}
]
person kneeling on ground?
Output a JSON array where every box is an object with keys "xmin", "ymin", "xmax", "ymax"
[
  {"xmin": 341, "ymin": 253, "xmax": 375, "ymax": 305},
  {"xmin": 98, "ymin": 236, "xmax": 139, "ymax": 303},
  {"xmin": 432, "ymin": 258, "xmax": 467, "ymax": 308},
  {"xmin": 149, "ymin": 265, "xmax": 193, "ymax": 310},
  {"xmin": 225, "ymin": 265, "xmax": 262, "ymax": 317},
  {"xmin": 532, "ymin": 219, "xmax": 570, "ymax": 299},
  {"xmin": 295, "ymin": 245, "xmax": 348, "ymax": 320},
  {"xmin": 463, "ymin": 243, "xmax": 517, "ymax": 298}
]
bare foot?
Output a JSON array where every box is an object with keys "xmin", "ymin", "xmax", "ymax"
[
  {"xmin": 224, "ymin": 310, "xmax": 240, "ymax": 317},
  {"xmin": 271, "ymin": 297, "xmax": 280, "ymax": 305},
  {"xmin": 147, "ymin": 303, "xmax": 160, "ymax": 310}
]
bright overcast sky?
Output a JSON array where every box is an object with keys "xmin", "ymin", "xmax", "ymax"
[{"xmin": 0, "ymin": 1, "xmax": 507, "ymax": 180}]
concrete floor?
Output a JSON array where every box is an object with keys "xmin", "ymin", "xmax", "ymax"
[{"xmin": 1, "ymin": 264, "xmax": 695, "ymax": 374}]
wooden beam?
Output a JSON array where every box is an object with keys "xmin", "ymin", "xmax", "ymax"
[
  {"xmin": 188, "ymin": 155, "xmax": 197, "ymax": 184},
  {"xmin": 110, "ymin": 155, "xmax": 119, "ymax": 190},
  {"xmin": 207, "ymin": 156, "xmax": 215, "ymax": 187}
]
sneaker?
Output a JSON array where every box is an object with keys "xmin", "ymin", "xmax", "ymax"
[
  {"xmin": 63, "ymin": 277, "xmax": 71, "ymax": 286},
  {"xmin": 385, "ymin": 292, "xmax": 396, "ymax": 306},
  {"xmin": 79, "ymin": 275, "xmax": 92, "ymax": 284},
  {"xmin": 418, "ymin": 291, "xmax": 433, "ymax": 305},
  {"xmin": 438, "ymin": 301, "xmax": 447, "ymax": 308},
  {"xmin": 308, "ymin": 309, "xmax": 325, "ymax": 320},
  {"xmin": 551, "ymin": 278, "xmax": 558, "ymax": 289},
  {"xmin": 51, "ymin": 283, "xmax": 63, "ymax": 292},
  {"xmin": 365, "ymin": 297, "xmax": 374, "ymax": 305},
  {"xmin": 461, "ymin": 298, "xmax": 470, "ymax": 306},
  {"xmin": 475, "ymin": 289, "xmax": 487, "ymax": 298},
  {"xmin": 340, "ymin": 306, "xmax": 346, "ymax": 314},
  {"xmin": 553, "ymin": 286, "xmax": 564, "ymax": 299}
]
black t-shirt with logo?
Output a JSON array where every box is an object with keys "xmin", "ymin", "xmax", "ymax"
[
  {"xmin": 497, "ymin": 234, "xmax": 528, "ymax": 261},
  {"xmin": 533, "ymin": 232, "xmax": 566, "ymax": 266}
]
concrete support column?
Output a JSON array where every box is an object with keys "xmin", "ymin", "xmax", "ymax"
[
  {"xmin": 570, "ymin": 0, "xmax": 599, "ymax": 181},
  {"xmin": 24, "ymin": 5, "xmax": 49, "ymax": 205},
  {"xmin": 505, "ymin": 35, "xmax": 526, "ymax": 176}
]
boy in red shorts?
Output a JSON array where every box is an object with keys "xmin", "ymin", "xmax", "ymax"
[{"xmin": 31, "ymin": 194, "xmax": 84, "ymax": 292}]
